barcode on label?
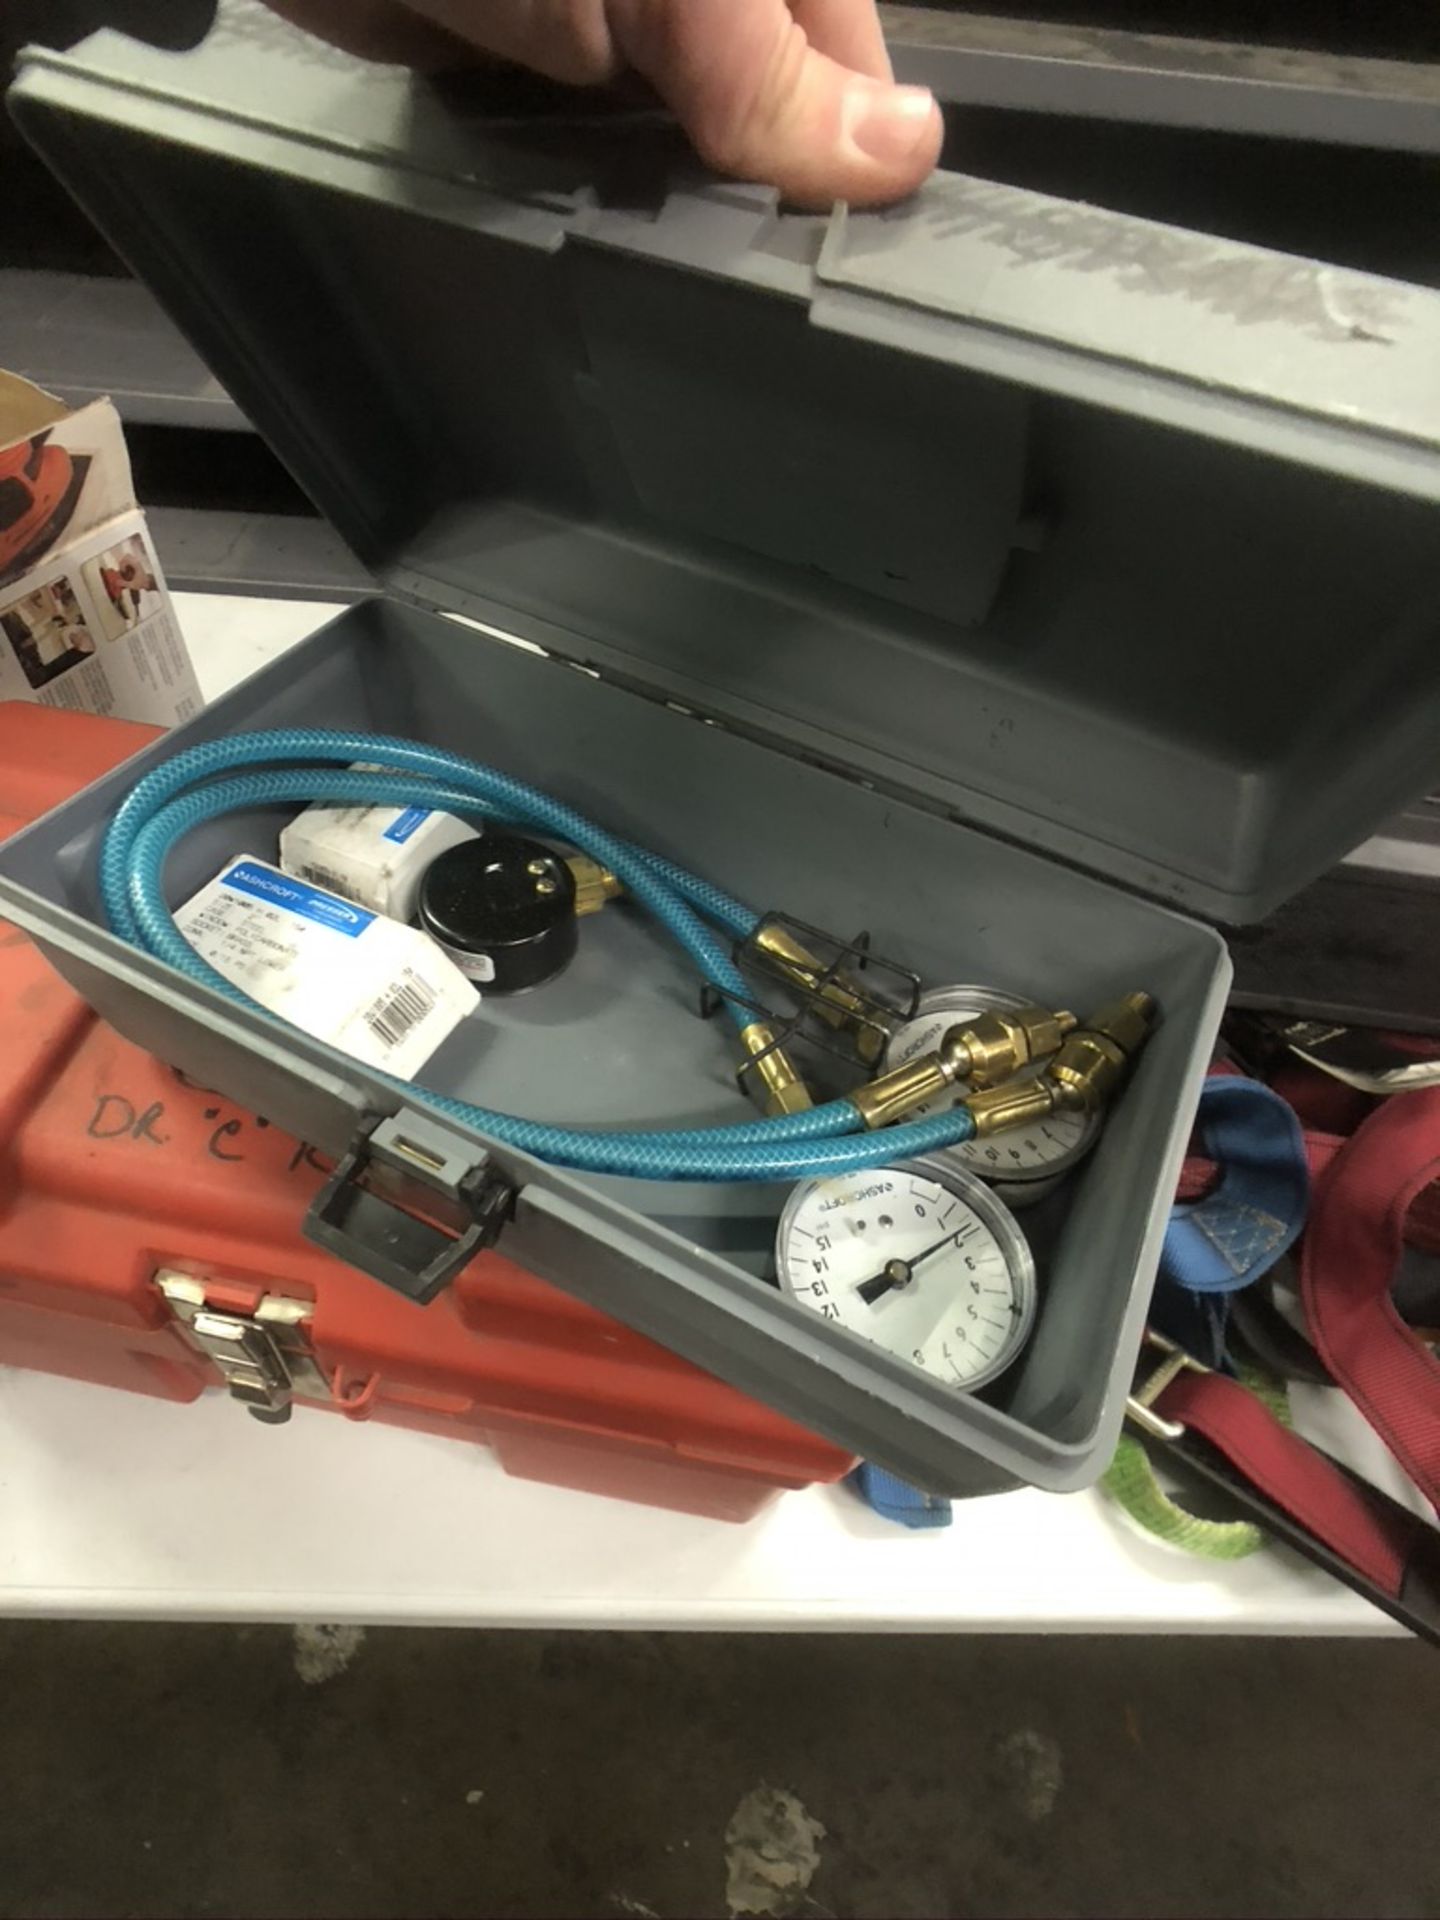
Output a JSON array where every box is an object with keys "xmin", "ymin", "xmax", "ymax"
[
  {"xmin": 297, "ymin": 864, "xmax": 354, "ymax": 899},
  {"xmin": 363, "ymin": 968, "xmax": 438, "ymax": 1050}
]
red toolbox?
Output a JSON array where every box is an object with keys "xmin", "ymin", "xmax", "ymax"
[{"xmin": 0, "ymin": 703, "xmax": 852, "ymax": 1521}]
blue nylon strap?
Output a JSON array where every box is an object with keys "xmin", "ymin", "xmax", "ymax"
[
  {"xmin": 1153, "ymin": 1075, "xmax": 1309, "ymax": 1367},
  {"xmin": 847, "ymin": 1463, "xmax": 953, "ymax": 1530}
]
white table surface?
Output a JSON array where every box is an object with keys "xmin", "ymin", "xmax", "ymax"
[{"xmin": 0, "ymin": 592, "xmax": 1400, "ymax": 1635}]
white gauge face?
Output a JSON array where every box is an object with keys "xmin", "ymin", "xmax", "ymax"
[
  {"xmin": 776, "ymin": 1161, "xmax": 1035, "ymax": 1392},
  {"xmin": 885, "ymin": 988, "xmax": 1099, "ymax": 1189}
]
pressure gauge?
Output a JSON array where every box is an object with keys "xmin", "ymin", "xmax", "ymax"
[
  {"xmin": 883, "ymin": 983, "xmax": 1101, "ymax": 1206},
  {"xmin": 775, "ymin": 1158, "xmax": 1036, "ymax": 1392}
]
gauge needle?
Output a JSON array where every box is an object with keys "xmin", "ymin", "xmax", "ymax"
[{"xmin": 855, "ymin": 1230, "xmax": 961, "ymax": 1306}]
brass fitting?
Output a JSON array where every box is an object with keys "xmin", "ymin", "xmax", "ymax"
[
  {"xmin": 564, "ymin": 855, "xmax": 624, "ymax": 918},
  {"xmin": 937, "ymin": 1004, "xmax": 1077, "ymax": 1090},
  {"xmin": 962, "ymin": 1076, "xmax": 1061, "ymax": 1138},
  {"xmin": 1046, "ymin": 992, "xmax": 1157, "ymax": 1112},
  {"xmin": 850, "ymin": 1003, "xmax": 1074, "ymax": 1129},
  {"xmin": 850, "ymin": 1051, "xmax": 954, "ymax": 1130},
  {"xmin": 964, "ymin": 991, "xmax": 1157, "ymax": 1134},
  {"xmin": 752, "ymin": 923, "xmax": 888, "ymax": 1065},
  {"xmin": 739, "ymin": 1021, "xmax": 813, "ymax": 1117}
]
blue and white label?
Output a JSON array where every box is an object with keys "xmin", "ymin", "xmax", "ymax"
[
  {"xmin": 382, "ymin": 806, "xmax": 431, "ymax": 846},
  {"xmin": 221, "ymin": 859, "xmax": 376, "ymax": 936},
  {"xmin": 179, "ymin": 855, "xmax": 480, "ymax": 1078}
]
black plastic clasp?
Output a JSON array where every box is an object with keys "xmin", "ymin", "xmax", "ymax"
[{"xmin": 303, "ymin": 1114, "xmax": 516, "ymax": 1306}]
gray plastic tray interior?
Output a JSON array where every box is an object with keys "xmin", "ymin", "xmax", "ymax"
[
  {"xmin": 0, "ymin": 597, "xmax": 1227, "ymax": 1495},
  {"xmin": 11, "ymin": 29, "xmax": 1440, "ymax": 929}
]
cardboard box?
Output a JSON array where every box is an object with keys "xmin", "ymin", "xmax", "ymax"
[{"xmin": 0, "ymin": 369, "xmax": 201, "ymax": 726}]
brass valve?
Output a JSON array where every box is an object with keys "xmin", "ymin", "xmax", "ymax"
[
  {"xmin": 940, "ymin": 1003, "xmax": 1076, "ymax": 1090},
  {"xmin": 1047, "ymin": 992, "xmax": 1156, "ymax": 1110},
  {"xmin": 752, "ymin": 922, "xmax": 889, "ymax": 1066},
  {"xmin": 851, "ymin": 1003, "xmax": 1076, "ymax": 1130},
  {"xmin": 963, "ymin": 992, "xmax": 1157, "ymax": 1136},
  {"xmin": 739, "ymin": 1021, "xmax": 814, "ymax": 1117},
  {"xmin": 564, "ymin": 855, "xmax": 624, "ymax": 918}
]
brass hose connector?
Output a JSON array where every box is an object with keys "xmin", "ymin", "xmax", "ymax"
[
  {"xmin": 1047, "ymin": 992, "xmax": 1156, "ymax": 1110},
  {"xmin": 940, "ymin": 1003, "xmax": 1077, "ymax": 1090},
  {"xmin": 565, "ymin": 855, "xmax": 624, "ymax": 917},
  {"xmin": 851, "ymin": 1003, "xmax": 1076, "ymax": 1130},
  {"xmin": 752, "ymin": 922, "xmax": 889, "ymax": 1065},
  {"xmin": 739, "ymin": 1021, "xmax": 814, "ymax": 1117},
  {"xmin": 963, "ymin": 992, "xmax": 1158, "ymax": 1137}
]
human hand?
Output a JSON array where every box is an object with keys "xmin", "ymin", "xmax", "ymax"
[{"xmin": 265, "ymin": 0, "xmax": 942, "ymax": 207}]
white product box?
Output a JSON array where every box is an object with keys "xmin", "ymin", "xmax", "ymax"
[{"xmin": 280, "ymin": 777, "xmax": 480, "ymax": 921}]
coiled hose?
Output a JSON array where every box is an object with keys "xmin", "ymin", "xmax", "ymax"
[{"xmin": 101, "ymin": 729, "xmax": 978, "ymax": 1181}]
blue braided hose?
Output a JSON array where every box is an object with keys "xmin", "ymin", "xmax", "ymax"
[{"xmin": 100, "ymin": 732, "xmax": 977, "ymax": 1181}]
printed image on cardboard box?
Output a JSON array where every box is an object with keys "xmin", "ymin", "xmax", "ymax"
[
  {"xmin": 82, "ymin": 533, "xmax": 165, "ymax": 639},
  {"xmin": 0, "ymin": 368, "xmax": 202, "ymax": 727},
  {"xmin": 0, "ymin": 576, "xmax": 97, "ymax": 690}
]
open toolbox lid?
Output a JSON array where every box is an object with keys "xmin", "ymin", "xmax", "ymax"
[{"xmin": 10, "ymin": 5, "xmax": 1440, "ymax": 925}]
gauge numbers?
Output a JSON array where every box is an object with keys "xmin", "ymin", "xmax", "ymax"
[{"xmin": 776, "ymin": 1160, "xmax": 1035, "ymax": 1392}]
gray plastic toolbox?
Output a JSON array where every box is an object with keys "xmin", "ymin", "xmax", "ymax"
[
  {"xmin": 882, "ymin": 6, "xmax": 1440, "ymax": 154},
  {"xmin": 4, "ymin": 6, "xmax": 1440, "ymax": 1497}
]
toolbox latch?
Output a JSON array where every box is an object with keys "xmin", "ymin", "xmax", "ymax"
[
  {"xmin": 157, "ymin": 1273, "xmax": 329, "ymax": 1425},
  {"xmin": 302, "ymin": 1114, "xmax": 516, "ymax": 1306}
]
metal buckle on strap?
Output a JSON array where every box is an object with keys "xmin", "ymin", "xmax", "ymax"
[{"xmin": 1125, "ymin": 1328, "xmax": 1211, "ymax": 1441}]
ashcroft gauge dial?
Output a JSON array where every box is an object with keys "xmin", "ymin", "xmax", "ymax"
[{"xmin": 775, "ymin": 1158, "xmax": 1035, "ymax": 1392}]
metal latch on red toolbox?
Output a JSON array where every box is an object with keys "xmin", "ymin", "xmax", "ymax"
[
  {"xmin": 302, "ymin": 1113, "xmax": 516, "ymax": 1307},
  {"xmin": 157, "ymin": 1273, "xmax": 329, "ymax": 1425}
]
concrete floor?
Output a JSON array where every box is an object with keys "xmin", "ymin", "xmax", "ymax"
[{"xmin": 0, "ymin": 1626, "xmax": 1436, "ymax": 1918}]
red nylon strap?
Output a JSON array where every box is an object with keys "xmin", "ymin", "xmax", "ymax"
[
  {"xmin": 1175, "ymin": 1156, "xmax": 1218, "ymax": 1202},
  {"xmin": 1300, "ymin": 1088, "xmax": 1440, "ymax": 1510},
  {"xmin": 1407, "ymin": 1180, "xmax": 1440, "ymax": 1258},
  {"xmin": 1302, "ymin": 1129, "xmax": 1345, "ymax": 1184},
  {"xmin": 1268, "ymin": 1063, "xmax": 1372, "ymax": 1137},
  {"xmin": 1157, "ymin": 1370, "xmax": 1411, "ymax": 1596}
]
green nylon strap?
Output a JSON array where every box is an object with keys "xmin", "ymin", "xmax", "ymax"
[{"xmin": 1102, "ymin": 1364, "xmax": 1292, "ymax": 1560}]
